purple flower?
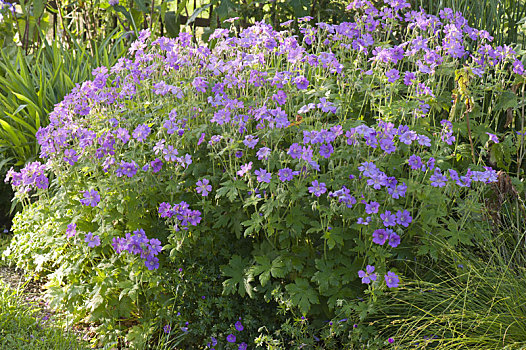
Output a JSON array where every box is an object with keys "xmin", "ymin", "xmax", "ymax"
[
  {"xmin": 238, "ymin": 343, "xmax": 248, "ymax": 350},
  {"xmin": 430, "ymin": 169, "xmax": 447, "ymax": 187},
  {"xmin": 255, "ymin": 168, "xmax": 272, "ymax": 183},
  {"xmin": 132, "ymin": 124, "xmax": 151, "ymax": 142},
  {"xmin": 427, "ymin": 157, "xmax": 436, "ymax": 170},
  {"xmin": 145, "ymin": 256, "xmax": 159, "ymax": 270},
  {"xmin": 417, "ymin": 134, "xmax": 431, "ymax": 147},
  {"xmin": 357, "ymin": 217, "xmax": 371, "ymax": 225},
  {"xmin": 408, "ymin": 154, "xmax": 425, "ymax": 171},
  {"xmin": 288, "ymin": 143, "xmax": 302, "ymax": 159},
  {"xmin": 196, "ymin": 178, "xmax": 212, "ymax": 196},
  {"xmin": 358, "ymin": 265, "xmax": 377, "ymax": 284},
  {"xmin": 115, "ymin": 128, "xmax": 130, "ymax": 144},
  {"xmin": 209, "ymin": 135, "xmax": 222, "ymax": 145},
  {"xmin": 243, "ymin": 134, "xmax": 259, "ymax": 149},
  {"xmin": 163, "ymin": 145, "xmax": 179, "ymax": 162},
  {"xmin": 396, "ymin": 210, "xmax": 412, "ymax": 227},
  {"xmin": 80, "ymin": 189, "xmax": 100, "ymax": 207},
  {"xmin": 308, "ymin": 180, "xmax": 327, "ymax": 197},
  {"xmin": 385, "ymin": 271, "xmax": 400, "ymax": 288},
  {"xmin": 153, "ymin": 139, "xmax": 166, "ymax": 155},
  {"xmin": 176, "ymin": 154, "xmax": 192, "ymax": 168},
  {"xmin": 317, "ymin": 98, "xmax": 337, "ymax": 113},
  {"xmin": 150, "ymin": 158, "xmax": 163, "ymax": 173},
  {"xmin": 235, "ymin": 320, "xmax": 244, "ymax": 331},
  {"xmin": 63, "ymin": 149, "xmax": 79, "ymax": 166},
  {"xmin": 386, "ymin": 68, "xmax": 400, "ymax": 83},
  {"xmin": 109, "ymin": 0, "xmax": 119, "ymax": 5},
  {"xmin": 403, "ymin": 71, "xmax": 416, "ymax": 85},
  {"xmin": 237, "ymin": 162, "xmax": 253, "ymax": 177},
  {"xmin": 148, "ymin": 238, "xmax": 162, "ymax": 256},
  {"xmin": 380, "ymin": 210, "xmax": 397, "ymax": 227},
  {"xmin": 278, "ymin": 168, "xmax": 294, "ymax": 182},
  {"xmin": 388, "ymin": 182, "xmax": 407, "ymax": 199},
  {"xmin": 85, "ymin": 232, "xmax": 101, "ymax": 248},
  {"xmin": 388, "ymin": 230, "xmax": 400, "ymax": 248},
  {"xmin": 367, "ymin": 172, "xmax": 388, "ymax": 190},
  {"xmin": 298, "ymin": 103, "xmax": 316, "ymax": 114},
  {"xmin": 358, "ymin": 161, "xmax": 378, "ymax": 177},
  {"xmin": 486, "ymin": 132, "xmax": 499, "ymax": 143},
  {"xmin": 272, "ymin": 90, "xmax": 287, "ymax": 105},
  {"xmin": 66, "ymin": 223, "xmax": 76, "ymax": 238},
  {"xmin": 198, "ymin": 132, "xmax": 206, "ymax": 145},
  {"xmin": 365, "ymin": 201, "xmax": 380, "ymax": 214},
  {"xmin": 399, "ymin": 131, "xmax": 417, "ymax": 145},
  {"xmin": 294, "ymin": 75, "xmax": 309, "ymax": 90},
  {"xmin": 210, "ymin": 337, "xmax": 218, "ymax": 346},
  {"xmin": 163, "ymin": 324, "xmax": 171, "ymax": 334},
  {"xmin": 319, "ymin": 143, "xmax": 334, "ymax": 158},
  {"xmin": 116, "ymin": 160, "xmax": 138, "ymax": 178},
  {"xmin": 112, "ymin": 237, "xmax": 127, "ymax": 254},
  {"xmin": 192, "ymin": 77, "xmax": 208, "ymax": 93},
  {"xmin": 158, "ymin": 202, "xmax": 172, "ymax": 218},
  {"xmin": 226, "ymin": 334, "xmax": 236, "ymax": 343},
  {"xmin": 257, "ymin": 147, "xmax": 271, "ymax": 160},
  {"xmin": 513, "ymin": 60, "xmax": 524, "ymax": 75},
  {"xmin": 372, "ymin": 229, "xmax": 388, "ymax": 245}
]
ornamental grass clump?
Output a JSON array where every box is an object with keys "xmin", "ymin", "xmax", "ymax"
[{"xmin": 4, "ymin": 0, "xmax": 524, "ymax": 347}]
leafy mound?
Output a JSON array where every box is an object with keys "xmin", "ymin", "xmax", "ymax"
[{"xmin": 4, "ymin": 0, "xmax": 524, "ymax": 348}]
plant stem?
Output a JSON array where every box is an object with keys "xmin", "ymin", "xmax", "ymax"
[{"xmin": 464, "ymin": 99, "xmax": 476, "ymax": 164}]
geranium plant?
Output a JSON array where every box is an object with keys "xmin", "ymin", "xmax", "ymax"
[{"xmin": 4, "ymin": 0, "xmax": 525, "ymax": 347}]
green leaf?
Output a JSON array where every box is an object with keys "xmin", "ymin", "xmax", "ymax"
[
  {"xmin": 33, "ymin": 0, "xmax": 46, "ymax": 18},
  {"xmin": 221, "ymin": 255, "xmax": 253, "ymax": 297},
  {"xmin": 241, "ymin": 212, "xmax": 264, "ymax": 237},
  {"xmin": 288, "ymin": 0, "xmax": 310, "ymax": 17},
  {"xmin": 0, "ymin": 120, "xmax": 23, "ymax": 147},
  {"xmin": 215, "ymin": 179, "xmax": 239, "ymax": 202},
  {"xmin": 187, "ymin": 1, "xmax": 216, "ymax": 26},
  {"xmin": 270, "ymin": 256, "xmax": 287, "ymax": 278},
  {"xmin": 250, "ymin": 255, "xmax": 287, "ymax": 287},
  {"xmin": 250, "ymin": 255, "xmax": 272, "ymax": 286},
  {"xmin": 285, "ymin": 278, "xmax": 319, "ymax": 315},
  {"xmin": 495, "ymin": 91, "xmax": 518, "ymax": 111},
  {"xmin": 114, "ymin": 5, "xmax": 139, "ymax": 35},
  {"xmin": 86, "ymin": 293, "xmax": 104, "ymax": 312},
  {"xmin": 164, "ymin": 11, "xmax": 180, "ymax": 38},
  {"xmin": 215, "ymin": 0, "xmax": 236, "ymax": 20},
  {"xmin": 134, "ymin": 0, "xmax": 149, "ymax": 12}
]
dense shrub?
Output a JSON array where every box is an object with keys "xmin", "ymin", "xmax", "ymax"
[{"xmin": 4, "ymin": 0, "xmax": 525, "ymax": 348}]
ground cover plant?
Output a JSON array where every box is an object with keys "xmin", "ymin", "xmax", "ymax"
[
  {"xmin": 0, "ymin": 278, "xmax": 89, "ymax": 349},
  {"xmin": 3, "ymin": 0, "xmax": 526, "ymax": 348}
]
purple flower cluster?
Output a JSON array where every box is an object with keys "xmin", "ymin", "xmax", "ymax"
[
  {"xmin": 440, "ymin": 120, "xmax": 455, "ymax": 145},
  {"xmin": 358, "ymin": 265, "xmax": 400, "ymax": 288},
  {"xmin": 66, "ymin": 223, "xmax": 76, "ymax": 238},
  {"xmin": 407, "ymin": 157, "xmax": 499, "ymax": 187},
  {"xmin": 347, "ymin": 123, "xmax": 430, "ymax": 154},
  {"xmin": 112, "ymin": 229, "xmax": 162, "ymax": 270},
  {"xmin": 329, "ymin": 186, "xmax": 357, "ymax": 208},
  {"xmin": 5, "ymin": 162, "xmax": 49, "ymax": 192},
  {"xmin": 3, "ymin": 2, "xmax": 514, "ymax": 316},
  {"xmin": 158, "ymin": 201, "xmax": 202, "ymax": 231},
  {"xmin": 358, "ymin": 161, "xmax": 407, "ymax": 198}
]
